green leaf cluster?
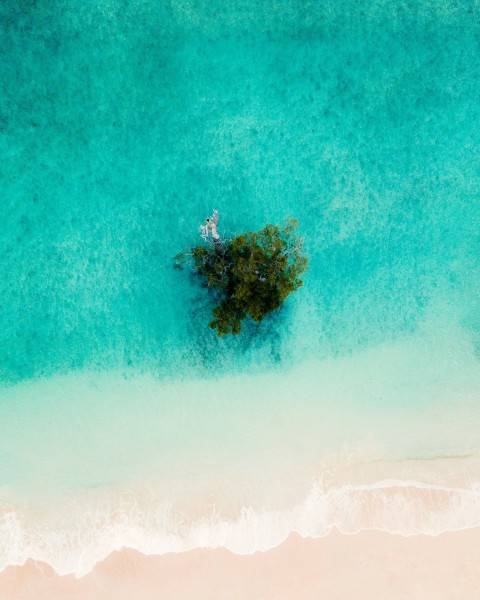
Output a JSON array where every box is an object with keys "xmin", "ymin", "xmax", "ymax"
[{"xmin": 177, "ymin": 218, "xmax": 308, "ymax": 336}]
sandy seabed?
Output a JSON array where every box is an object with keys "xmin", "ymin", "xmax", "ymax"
[{"xmin": 1, "ymin": 528, "xmax": 479, "ymax": 600}]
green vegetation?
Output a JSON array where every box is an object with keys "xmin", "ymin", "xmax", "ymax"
[{"xmin": 174, "ymin": 215, "xmax": 308, "ymax": 336}]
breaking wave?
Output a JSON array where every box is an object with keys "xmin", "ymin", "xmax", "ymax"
[{"xmin": 2, "ymin": 478, "xmax": 480, "ymax": 577}]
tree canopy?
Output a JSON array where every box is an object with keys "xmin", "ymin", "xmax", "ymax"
[{"xmin": 174, "ymin": 214, "xmax": 308, "ymax": 336}]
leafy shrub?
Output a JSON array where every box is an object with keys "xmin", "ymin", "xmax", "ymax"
[{"xmin": 174, "ymin": 214, "xmax": 308, "ymax": 336}]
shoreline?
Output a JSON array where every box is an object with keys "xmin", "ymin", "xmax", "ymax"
[
  {"xmin": 2, "ymin": 528, "xmax": 480, "ymax": 599},
  {"xmin": 2, "ymin": 469, "xmax": 480, "ymax": 578}
]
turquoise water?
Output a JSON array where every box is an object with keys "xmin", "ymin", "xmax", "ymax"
[
  {"xmin": 1, "ymin": 0, "xmax": 479, "ymax": 383},
  {"xmin": 1, "ymin": 0, "xmax": 480, "ymax": 576}
]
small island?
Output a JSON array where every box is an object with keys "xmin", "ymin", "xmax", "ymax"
[{"xmin": 174, "ymin": 211, "xmax": 308, "ymax": 335}]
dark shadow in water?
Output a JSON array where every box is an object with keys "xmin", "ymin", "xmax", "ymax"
[{"xmin": 182, "ymin": 285, "xmax": 290, "ymax": 378}]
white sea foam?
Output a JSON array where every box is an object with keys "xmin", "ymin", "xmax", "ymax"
[
  {"xmin": 0, "ymin": 324, "xmax": 479, "ymax": 576},
  {"xmin": 2, "ymin": 477, "xmax": 480, "ymax": 577}
]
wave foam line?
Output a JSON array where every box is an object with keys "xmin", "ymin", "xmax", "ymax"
[{"xmin": 2, "ymin": 479, "xmax": 480, "ymax": 577}]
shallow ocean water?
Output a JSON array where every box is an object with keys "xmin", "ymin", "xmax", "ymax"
[
  {"xmin": 1, "ymin": 0, "xmax": 480, "ymax": 576},
  {"xmin": 1, "ymin": 0, "xmax": 479, "ymax": 382}
]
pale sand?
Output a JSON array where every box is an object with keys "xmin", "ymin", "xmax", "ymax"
[{"xmin": 1, "ymin": 528, "xmax": 480, "ymax": 600}]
